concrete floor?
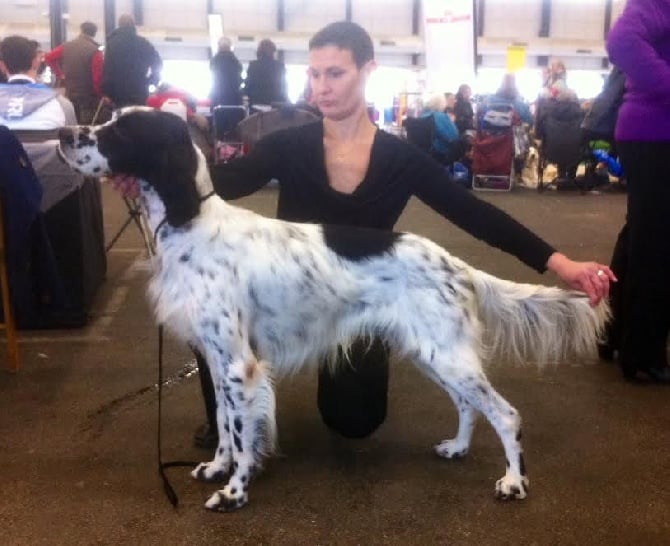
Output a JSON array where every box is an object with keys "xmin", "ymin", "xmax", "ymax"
[{"xmin": 2, "ymin": 184, "xmax": 669, "ymax": 546}]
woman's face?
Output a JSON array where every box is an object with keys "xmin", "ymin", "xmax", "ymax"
[{"xmin": 307, "ymin": 45, "xmax": 375, "ymax": 121}]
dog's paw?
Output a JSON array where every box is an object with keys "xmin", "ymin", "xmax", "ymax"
[
  {"xmin": 204, "ymin": 485, "xmax": 248, "ymax": 512},
  {"xmin": 191, "ymin": 461, "xmax": 229, "ymax": 483},
  {"xmin": 434, "ymin": 439, "xmax": 469, "ymax": 459},
  {"xmin": 494, "ymin": 475, "xmax": 529, "ymax": 500}
]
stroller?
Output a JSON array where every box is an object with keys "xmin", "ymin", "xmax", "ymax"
[{"xmin": 471, "ymin": 97, "xmax": 516, "ymax": 191}]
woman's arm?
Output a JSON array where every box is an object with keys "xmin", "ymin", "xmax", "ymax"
[
  {"xmin": 409, "ymin": 153, "xmax": 614, "ymax": 304},
  {"xmin": 209, "ymin": 131, "xmax": 284, "ymax": 200}
]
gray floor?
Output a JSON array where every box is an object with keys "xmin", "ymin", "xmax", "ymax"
[{"xmin": 2, "ymin": 184, "xmax": 669, "ymax": 546}]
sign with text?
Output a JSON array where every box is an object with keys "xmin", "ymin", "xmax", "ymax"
[{"xmin": 422, "ymin": 0, "xmax": 476, "ymax": 94}]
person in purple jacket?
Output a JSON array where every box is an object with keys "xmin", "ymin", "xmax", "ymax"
[{"xmin": 603, "ymin": 0, "xmax": 670, "ymax": 383}]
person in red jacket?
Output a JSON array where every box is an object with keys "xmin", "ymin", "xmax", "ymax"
[{"xmin": 44, "ymin": 21, "xmax": 104, "ymax": 124}]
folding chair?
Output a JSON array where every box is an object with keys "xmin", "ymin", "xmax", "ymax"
[
  {"xmin": 104, "ymin": 196, "xmax": 148, "ymax": 253},
  {"xmin": 212, "ymin": 105, "xmax": 247, "ymax": 163},
  {"xmin": 0, "ymin": 197, "xmax": 19, "ymax": 372}
]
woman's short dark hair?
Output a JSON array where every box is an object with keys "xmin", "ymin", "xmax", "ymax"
[
  {"xmin": 256, "ymin": 39, "xmax": 277, "ymax": 61},
  {"xmin": 0, "ymin": 35, "xmax": 38, "ymax": 74},
  {"xmin": 309, "ymin": 21, "xmax": 374, "ymax": 68}
]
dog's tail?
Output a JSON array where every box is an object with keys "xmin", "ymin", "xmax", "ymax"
[{"xmin": 469, "ymin": 269, "xmax": 610, "ymax": 364}]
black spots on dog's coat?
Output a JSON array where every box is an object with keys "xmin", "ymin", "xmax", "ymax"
[
  {"xmin": 233, "ymin": 433, "xmax": 243, "ymax": 452},
  {"xmin": 322, "ymin": 224, "xmax": 401, "ymax": 261}
]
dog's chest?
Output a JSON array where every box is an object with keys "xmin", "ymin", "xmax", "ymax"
[{"xmin": 148, "ymin": 236, "xmax": 236, "ymax": 325}]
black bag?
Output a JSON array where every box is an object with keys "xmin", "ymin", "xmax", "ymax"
[
  {"xmin": 0, "ymin": 127, "xmax": 66, "ymax": 326},
  {"xmin": 581, "ymin": 67, "xmax": 626, "ymax": 140}
]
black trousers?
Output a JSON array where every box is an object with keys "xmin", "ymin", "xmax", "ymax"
[
  {"xmin": 614, "ymin": 141, "xmax": 670, "ymax": 375},
  {"xmin": 196, "ymin": 337, "xmax": 390, "ymax": 439},
  {"xmin": 604, "ymin": 222, "xmax": 628, "ymax": 353}
]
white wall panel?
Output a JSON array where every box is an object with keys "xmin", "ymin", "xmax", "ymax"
[
  {"xmin": 143, "ymin": 0, "xmax": 208, "ymax": 29},
  {"xmin": 115, "ymin": 0, "xmax": 134, "ymax": 22},
  {"xmin": 0, "ymin": 0, "xmax": 49, "ymax": 41},
  {"xmin": 0, "ymin": 0, "xmax": 48, "ymax": 24},
  {"xmin": 64, "ymin": 0, "xmax": 105, "ymax": 41},
  {"xmin": 352, "ymin": 0, "xmax": 414, "ymax": 37},
  {"xmin": 0, "ymin": 0, "xmax": 50, "ymax": 48},
  {"xmin": 484, "ymin": 0, "xmax": 542, "ymax": 40},
  {"xmin": 212, "ymin": 0, "xmax": 278, "ymax": 33},
  {"xmin": 551, "ymin": 1, "xmax": 605, "ymax": 41},
  {"xmin": 283, "ymin": 0, "xmax": 345, "ymax": 33}
]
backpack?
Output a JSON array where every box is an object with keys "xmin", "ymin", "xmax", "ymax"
[
  {"xmin": 581, "ymin": 67, "xmax": 626, "ymax": 140},
  {"xmin": 478, "ymin": 96, "xmax": 518, "ymax": 131}
]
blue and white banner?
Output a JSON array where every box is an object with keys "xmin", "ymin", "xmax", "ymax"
[{"xmin": 422, "ymin": 0, "xmax": 476, "ymax": 94}]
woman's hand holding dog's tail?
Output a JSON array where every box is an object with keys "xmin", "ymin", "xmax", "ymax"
[{"xmin": 547, "ymin": 252, "xmax": 617, "ymax": 306}]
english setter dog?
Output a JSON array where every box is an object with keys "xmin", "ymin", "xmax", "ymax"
[{"xmin": 58, "ymin": 108, "xmax": 608, "ymax": 512}]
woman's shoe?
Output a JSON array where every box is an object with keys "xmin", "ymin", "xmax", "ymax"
[
  {"xmin": 642, "ymin": 365, "xmax": 670, "ymax": 383},
  {"xmin": 623, "ymin": 365, "xmax": 670, "ymax": 384}
]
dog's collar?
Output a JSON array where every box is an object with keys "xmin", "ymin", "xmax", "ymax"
[{"xmin": 152, "ymin": 191, "xmax": 218, "ymax": 246}]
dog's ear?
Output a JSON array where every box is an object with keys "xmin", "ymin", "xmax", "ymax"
[{"xmin": 149, "ymin": 114, "xmax": 201, "ymax": 227}]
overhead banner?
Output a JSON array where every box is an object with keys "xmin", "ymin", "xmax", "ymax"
[{"xmin": 422, "ymin": 0, "xmax": 476, "ymax": 94}]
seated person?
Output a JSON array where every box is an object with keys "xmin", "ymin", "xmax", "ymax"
[
  {"xmin": 421, "ymin": 93, "xmax": 462, "ymax": 164},
  {"xmin": 0, "ymin": 35, "xmax": 76, "ymax": 131},
  {"xmin": 535, "ymin": 89, "xmax": 585, "ymax": 181},
  {"xmin": 535, "ymin": 88, "xmax": 583, "ymax": 142},
  {"xmin": 492, "ymin": 73, "xmax": 534, "ymax": 126}
]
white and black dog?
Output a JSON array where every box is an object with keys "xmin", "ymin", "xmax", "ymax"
[{"xmin": 58, "ymin": 107, "xmax": 608, "ymax": 512}]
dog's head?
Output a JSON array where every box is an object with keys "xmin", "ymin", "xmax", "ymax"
[{"xmin": 58, "ymin": 107, "xmax": 201, "ymax": 227}]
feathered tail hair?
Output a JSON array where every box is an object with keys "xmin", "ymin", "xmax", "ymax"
[{"xmin": 470, "ymin": 269, "xmax": 610, "ymax": 364}]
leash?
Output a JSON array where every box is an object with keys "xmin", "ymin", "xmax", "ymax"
[
  {"xmin": 151, "ymin": 189, "xmax": 219, "ymax": 508},
  {"xmin": 91, "ymin": 97, "xmax": 106, "ymax": 125},
  {"xmin": 157, "ymin": 325, "xmax": 198, "ymax": 508}
]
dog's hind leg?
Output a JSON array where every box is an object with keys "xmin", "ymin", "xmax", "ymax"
[
  {"xmin": 204, "ymin": 356, "xmax": 275, "ymax": 512},
  {"xmin": 420, "ymin": 343, "xmax": 528, "ymax": 500},
  {"xmin": 434, "ymin": 385, "xmax": 477, "ymax": 459}
]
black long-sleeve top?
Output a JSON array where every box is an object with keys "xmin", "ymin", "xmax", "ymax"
[{"xmin": 211, "ymin": 121, "xmax": 555, "ymax": 273}]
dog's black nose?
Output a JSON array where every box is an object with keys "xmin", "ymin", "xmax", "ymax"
[{"xmin": 58, "ymin": 127, "xmax": 75, "ymax": 146}]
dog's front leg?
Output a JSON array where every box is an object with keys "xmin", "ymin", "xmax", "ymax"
[
  {"xmin": 191, "ymin": 354, "xmax": 233, "ymax": 483},
  {"xmin": 204, "ymin": 356, "xmax": 269, "ymax": 512}
]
